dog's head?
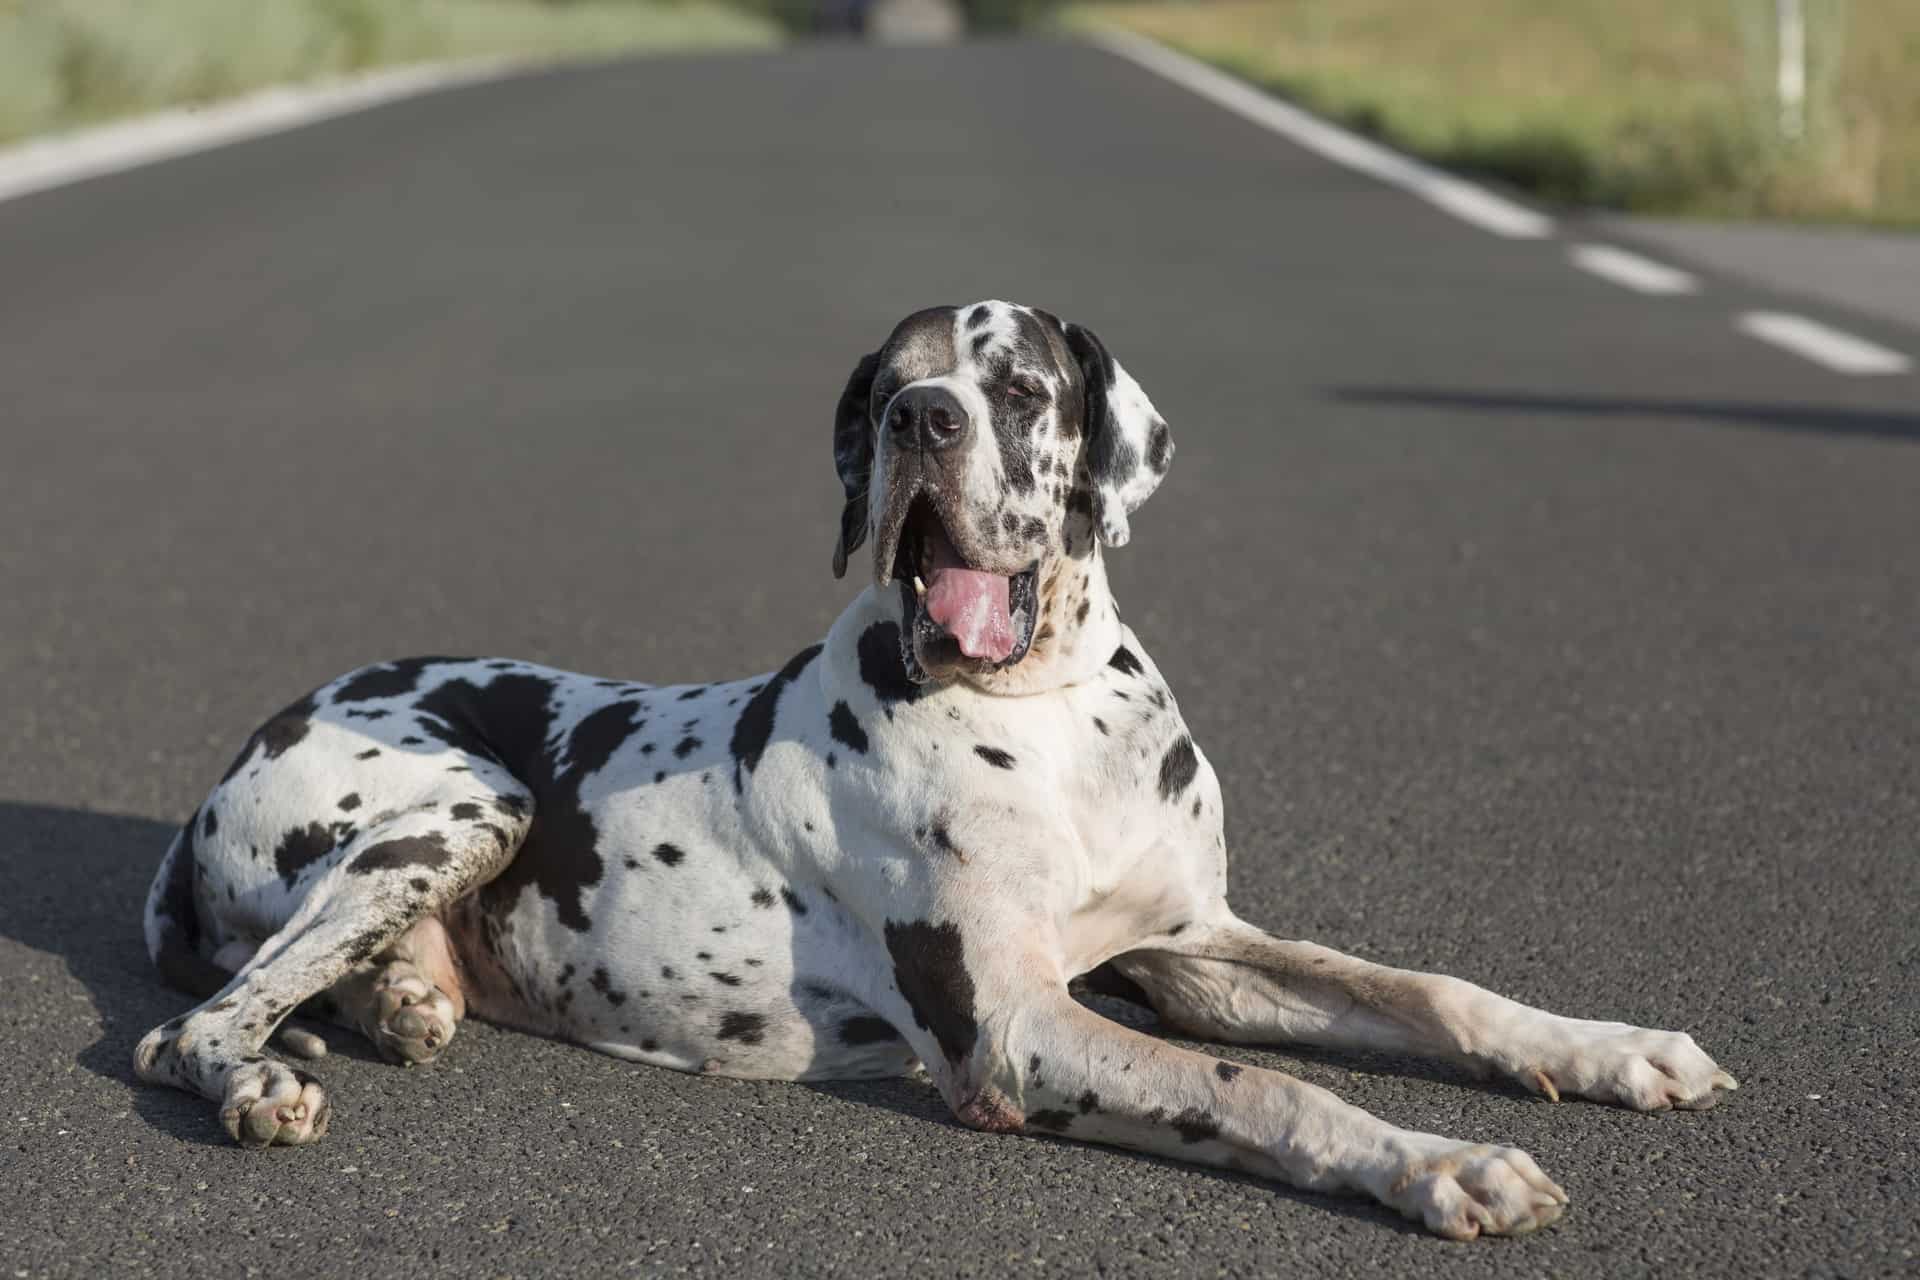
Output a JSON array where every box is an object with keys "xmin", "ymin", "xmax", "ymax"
[{"xmin": 831, "ymin": 301, "xmax": 1172, "ymax": 683}]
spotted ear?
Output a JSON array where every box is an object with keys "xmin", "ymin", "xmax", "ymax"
[
  {"xmin": 1063, "ymin": 323, "xmax": 1173, "ymax": 548},
  {"xmin": 830, "ymin": 351, "xmax": 882, "ymax": 579}
]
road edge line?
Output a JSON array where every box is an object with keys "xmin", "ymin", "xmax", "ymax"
[
  {"xmin": 0, "ymin": 58, "xmax": 529, "ymax": 206},
  {"xmin": 1569, "ymin": 243, "xmax": 1700, "ymax": 295},
  {"xmin": 1084, "ymin": 29, "xmax": 1554, "ymax": 240},
  {"xmin": 1736, "ymin": 311, "xmax": 1913, "ymax": 375}
]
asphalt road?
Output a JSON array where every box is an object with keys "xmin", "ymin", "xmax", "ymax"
[{"xmin": 2, "ymin": 37, "xmax": 1916, "ymax": 1280}]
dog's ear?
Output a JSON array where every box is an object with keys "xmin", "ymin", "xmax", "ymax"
[
  {"xmin": 1063, "ymin": 323, "xmax": 1173, "ymax": 548},
  {"xmin": 830, "ymin": 350, "xmax": 882, "ymax": 579}
]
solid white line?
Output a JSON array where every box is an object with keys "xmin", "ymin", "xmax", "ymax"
[
  {"xmin": 1087, "ymin": 29, "xmax": 1553, "ymax": 240},
  {"xmin": 0, "ymin": 59, "xmax": 523, "ymax": 206},
  {"xmin": 1737, "ymin": 311, "xmax": 1912, "ymax": 375},
  {"xmin": 1569, "ymin": 243, "xmax": 1699, "ymax": 295}
]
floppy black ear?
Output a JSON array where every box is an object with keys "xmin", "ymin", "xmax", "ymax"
[
  {"xmin": 830, "ymin": 351, "xmax": 882, "ymax": 579},
  {"xmin": 1063, "ymin": 323, "xmax": 1173, "ymax": 548}
]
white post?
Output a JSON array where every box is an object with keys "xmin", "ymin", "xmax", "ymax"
[{"xmin": 1776, "ymin": 0, "xmax": 1807, "ymax": 140}]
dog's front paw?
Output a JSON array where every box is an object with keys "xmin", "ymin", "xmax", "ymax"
[
  {"xmin": 1381, "ymin": 1136, "xmax": 1568, "ymax": 1241},
  {"xmin": 1521, "ymin": 1021, "xmax": 1738, "ymax": 1112},
  {"xmin": 220, "ymin": 1059, "xmax": 330, "ymax": 1148}
]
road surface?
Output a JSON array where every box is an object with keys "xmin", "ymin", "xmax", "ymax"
[{"xmin": 1, "ymin": 37, "xmax": 1914, "ymax": 1279}]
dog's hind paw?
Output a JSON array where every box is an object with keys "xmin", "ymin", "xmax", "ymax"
[{"xmin": 370, "ymin": 964, "xmax": 457, "ymax": 1065}]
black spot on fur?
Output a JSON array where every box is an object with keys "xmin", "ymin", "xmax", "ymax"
[
  {"xmin": 1216, "ymin": 1061, "xmax": 1242, "ymax": 1083},
  {"xmin": 1158, "ymin": 735, "xmax": 1199, "ymax": 802},
  {"xmin": 344, "ymin": 927, "xmax": 388, "ymax": 964},
  {"xmin": 410, "ymin": 877, "xmax": 430, "ymax": 893},
  {"xmin": 885, "ymin": 920, "xmax": 978, "ymax": 1066},
  {"xmin": 1077, "ymin": 1090, "xmax": 1101, "ymax": 1114},
  {"xmin": 337, "ymin": 793, "xmax": 361, "ymax": 812},
  {"xmin": 1108, "ymin": 646, "xmax": 1144, "ymax": 677},
  {"xmin": 968, "ymin": 304, "xmax": 992, "ymax": 330},
  {"xmin": 350, "ymin": 833, "xmax": 451, "ymax": 876},
  {"xmin": 661, "ymin": 966, "xmax": 676, "ymax": 979},
  {"xmin": 1092, "ymin": 717, "xmax": 1109, "ymax": 736},
  {"xmin": 674, "ymin": 735, "xmax": 701, "ymax": 759},
  {"xmin": 973, "ymin": 745, "xmax": 1015, "ymax": 770},
  {"xmin": 751, "ymin": 888, "xmax": 775, "ymax": 909},
  {"xmin": 857, "ymin": 622, "xmax": 925, "ymax": 705},
  {"xmin": 450, "ymin": 802, "xmax": 482, "ymax": 820},
  {"xmin": 1170, "ymin": 1108, "xmax": 1221, "ymax": 1144},
  {"xmin": 333, "ymin": 657, "xmax": 464, "ymax": 703},
  {"xmin": 219, "ymin": 692, "xmax": 318, "ymax": 783},
  {"xmin": 828, "ymin": 701, "xmax": 869, "ymax": 755},
  {"xmin": 710, "ymin": 972, "xmax": 741, "ymax": 987},
  {"xmin": 1146, "ymin": 420, "xmax": 1172, "ymax": 473},
  {"xmin": 429, "ymin": 673, "xmax": 609, "ymax": 935},
  {"xmin": 653, "ymin": 842, "xmax": 685, "ymax": 867},
  {"xmin": 567, "ymin": 700, "xmax": 643, "ymax": 776},
  {"xmin": 730, "ymin": 644, "xmax": 822, "ymax": 793},
  {"xmin": 839, "ymin": 1015, "xmax": 901, "ymax": 1045},
  {"xmin": 201, "ymin": 809, "xmax": 217, "ymax": 839},
  {"xmin": 589, "ymin": 967, "xmax": 628, "ymax": 1006},
  {"xmin": 780, "ymin": 888, "xmax": 807, "ymax": 916},
  {"xmin": 717, "ymin": 1012, "xmax": 765, "ymax": 1045},
  {"xmin": 355, "ymin": 748, "xmax": 380, "ymax": 760},
  {"xmin": 273, "ymin": 821, "xmax": 336, "ymax": 885},
  {"xmin": 1026, "ymin": 1109, "xmax": 1074, "ymax": 1133},
  {"xmin": 678, "ymin": 686, "xmax": 707, "ymax": 701}
]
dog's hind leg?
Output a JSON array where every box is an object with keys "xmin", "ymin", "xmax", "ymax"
[{"xmin": 133, "ymin": 787, "xmax": 530, "ymax": 1147}]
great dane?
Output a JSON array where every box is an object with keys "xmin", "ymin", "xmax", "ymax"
[{"xmin": 135, "ymin": 300, "xmax": 1735, "ymax": 1239}]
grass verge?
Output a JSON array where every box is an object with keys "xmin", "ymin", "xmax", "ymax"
[
  {"xmin": 1059, "ymin": 0, "xmax": 1920, "ymax": 226},
  {"xmin": 0, "ymin": 0, "xmax": 778, "ymax": 147}
]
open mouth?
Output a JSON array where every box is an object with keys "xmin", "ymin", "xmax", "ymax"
[{"xmin": 888, "ymin": 493, "xmax": 1038, "ymax": 678}]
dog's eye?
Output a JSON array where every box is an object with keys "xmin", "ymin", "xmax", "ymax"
[{"xmin": 1007, "ymin": 378, "xmax": 1041, "ymax": 400}]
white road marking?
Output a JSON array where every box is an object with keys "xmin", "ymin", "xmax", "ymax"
[
  {"xmin": 1737, "ymin": 311, "xmax": 1913, "ymax": 375},
  {"xmin": 1088, "ymin": 29, "xmax": 1553, "ymax": 240},
  {"xmin": 1569, "ymin": 243, "xmax": 1699, "ymax": 295},
  {"xmin": 0, "ymin": 59, "xmax": 522, "ymax": 206}
]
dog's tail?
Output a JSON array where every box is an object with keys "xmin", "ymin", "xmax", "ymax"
[{"xmin": 142, "ymin": 813, "xmax": 232, "ymax": 999}]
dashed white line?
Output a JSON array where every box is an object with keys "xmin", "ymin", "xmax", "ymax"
[
  {"xmin": 1737, "ymin": 311, "xmax": 1912, "ymax": 375},
  {"xmin": 1569, "ymin": 243, "xmax": 1699, "ymax": 295},
  {"xmin": 0, "ymin": 59, "xmax": 522, "ymax": 206},
  {"xmin": 1088, "ymin": 30, "xmax": 1553, "ymax": 240}
]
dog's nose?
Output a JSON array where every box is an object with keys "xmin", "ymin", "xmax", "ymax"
[{"xmin": 888, "ymin": 385, "xmax": 970, "ymax": 452}]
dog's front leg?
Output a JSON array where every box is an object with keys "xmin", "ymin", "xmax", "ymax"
[
  {"xmin": 1106, "ymin": 916, "xmax": 1738, "ymax": 1111},
  {"xmin": 937, "ymin": 986, "xmax": 1566, "ymax": 1239}
]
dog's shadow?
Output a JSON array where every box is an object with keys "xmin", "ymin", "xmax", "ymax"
[
  {"xmin": 0, "ymin": 799, "xmax": 1472, "ymax": 1231},
  {"xmin": 0, "ymin": 802, "xmax": 227, "ymax": 1142},
  {"xmin": 797, "ymin": 1070, "xmax": 1427, "ymax": 1236}
]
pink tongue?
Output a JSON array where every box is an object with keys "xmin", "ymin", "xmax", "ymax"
[{"xmin": 922, "ymin": 528, "xmax": 1016, "ymax": 662}]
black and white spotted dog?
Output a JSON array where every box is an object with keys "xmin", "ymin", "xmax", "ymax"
[{"xmin": 136, "ymin": 301, "xmax": 1735, "ymax": 1239}]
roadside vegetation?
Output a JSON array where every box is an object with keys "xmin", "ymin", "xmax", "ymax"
[
  {"xmin": 0, "ymin": 0, "xmax": 777, "ymax": 146},
  {"xmin": 1059, "ymin": 0, "xmax": 1920, "ymax": 226}
]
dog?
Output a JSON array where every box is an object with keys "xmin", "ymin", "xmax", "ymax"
[{"xmin": 134, "ymin": 300, "xmax": 1736, "ymax": 1239}]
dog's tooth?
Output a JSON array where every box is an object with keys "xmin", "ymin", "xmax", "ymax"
[{"xmin": 913, "ymin": 575, "xmax": 927, "ymax": 596}]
